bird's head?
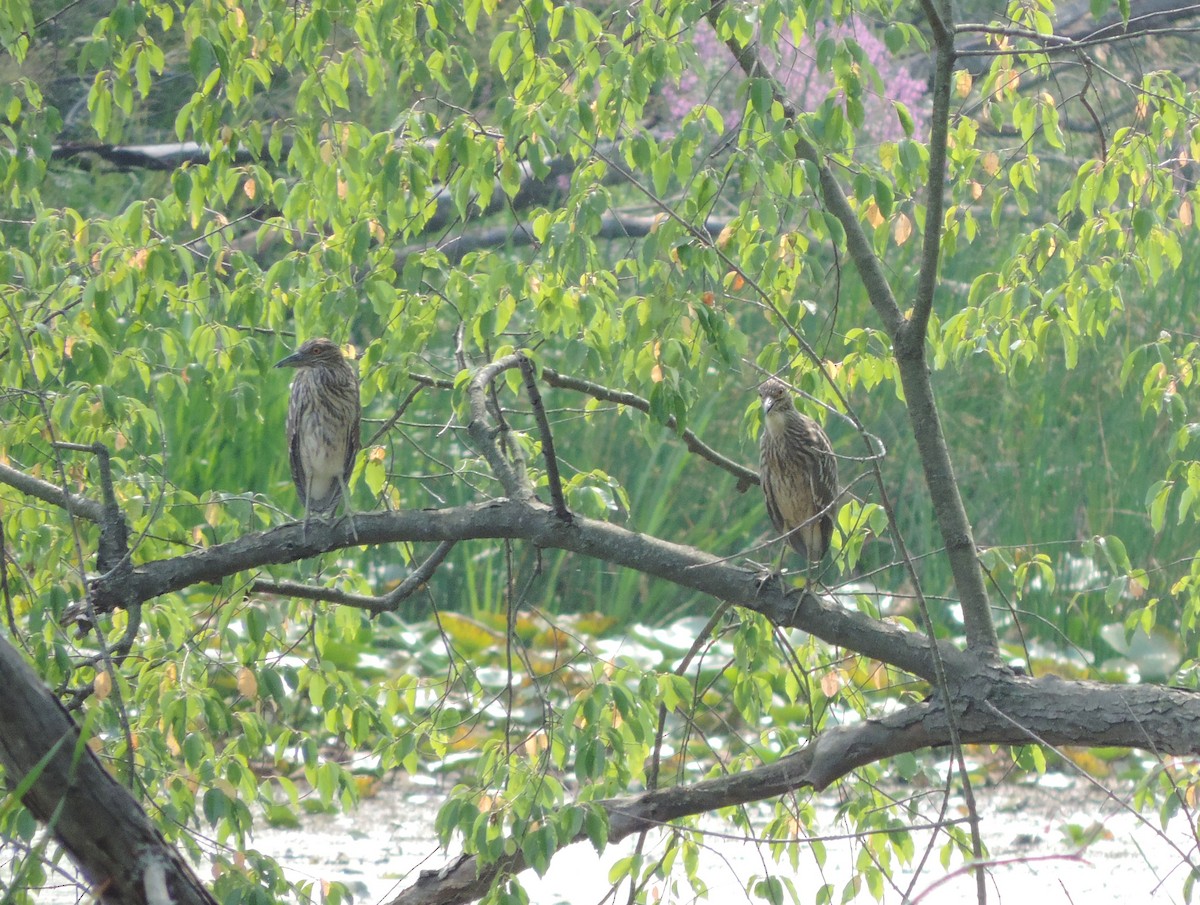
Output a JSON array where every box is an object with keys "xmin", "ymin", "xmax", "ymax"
[
  {"xmin": 275, "ymin": 338, "xmax": 347, "ymax": 369},
  {"xmin": 758, "ymin": 377, "xmax": 795, "ymax": 417}
]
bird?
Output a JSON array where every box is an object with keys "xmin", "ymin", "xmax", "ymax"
[
  {"xmin": 758, "ymin": 377, "xmax": 838, "ymax": 564},
  {"xmin": 274, "ymin": 338, "xmax": 361, "ymax": 536}
]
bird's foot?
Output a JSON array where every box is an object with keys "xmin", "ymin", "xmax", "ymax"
[
  {"xmin": 750, "ymin": 564, "xmax": 784, "ymax": 596},
  {"xmin": 341, "ymin": 510, "xmax": 360, "ymax": 544}
]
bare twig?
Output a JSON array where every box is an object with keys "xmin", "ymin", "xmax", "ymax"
[
  {"xmin": 366, "ymin": 382, "xmax": 424, "ymax": 447},
  {"xmin": 251, "ymin": 539, "xmax": 456, "ymax": 614},
  {"xmin": 517, "ymin": 354, "xmax": 571, "ymax": 522},
  {"xmin": 540, "ymin": 367, "xmax": 759, "ymax": 488}
]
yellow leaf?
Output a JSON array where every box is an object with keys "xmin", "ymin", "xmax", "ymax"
[
  {"xmin": 1180, "ymin": 200, "xmax": 1193, "ymax": 227},
  {"xmin": 892, "ymin": 213, "xmax": 913, "ymax": 246},
  {"xmin": 865, "ymin": 201, "xmax": 884, "ymax": 228},
  {"xmin": 993, "ymin": 68, "xmax": 1020, "ymax": 98},
  {"xmin": 982, "ymin": 151, "xmax": 1000, "ymax": 176},
  {"xmin": 820, "ymin": 670, "xmax": 840, "ymax": 697},
  {"xmin": 237, "ymin": 667, "xmax": 258, "ymax": 698},
  {"xmin": 355, "ymin": 775, "xmax": 381, "ymax": 797},
  {"xmin": 955, "ymin": 70, "xmax": 972, "ymax": 98},
  {"xmin": 94, "ymin": 670, "xmax": 112, "ymax": 701},
  {"xmin": 437, "ymin": 612, "xmax": 504, "ymax": 655},
  {"xmin": 243, "ymin": 178, "xmax": 256, "ymax": 200}
]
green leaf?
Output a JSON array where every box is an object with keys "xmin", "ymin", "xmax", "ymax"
[{"xmin": 750, "ymin": 79, "xmax": 772, "ymax": 116}]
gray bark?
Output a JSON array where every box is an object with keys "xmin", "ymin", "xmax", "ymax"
[{"xmin": 0, "ymin": 634, "xmax": 218, "ymax": 905}]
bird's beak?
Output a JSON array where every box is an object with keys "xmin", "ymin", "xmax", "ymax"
[
  {"xmin": 275, "ymin": 351, "xmax": 302, "ymax": 369},
  {"xmin": 761, "ymin": 396, "xmax": 774, "ymax": 414}
]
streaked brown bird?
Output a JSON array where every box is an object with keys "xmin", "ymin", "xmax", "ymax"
[
  {"xmin": 275, "ymin": 338, "xmax": 361, "ymax": 534},
  {"xmin": 758, "ymin": 377, "xmax": 838, "ymax": 564}
]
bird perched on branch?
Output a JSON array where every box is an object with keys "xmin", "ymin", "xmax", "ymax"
[
  {"xmin": 758, "ymin": 377, "xmax": 838, "ymax": 564},
  {"xmin": 275, "ymin": 338, "xmax": 361, "ymax": 535}
]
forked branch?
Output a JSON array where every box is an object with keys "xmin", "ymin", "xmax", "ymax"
[{"xmin": 704, "ymin": 1, "xmax": 998, "ymax": 656}]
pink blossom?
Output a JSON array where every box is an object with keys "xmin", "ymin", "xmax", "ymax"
[{"xmin": 663, "ymin": 17, "xmax": 928, "ymax": 148}]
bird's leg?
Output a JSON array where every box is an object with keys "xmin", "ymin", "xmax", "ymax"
[
  {"xmin": 774, "ymin": 539, "xmax": 789, "ymax": 579},
  {"xmin": 302, "ymin": 474, "xmax": 315, "ymax": 543},
  {"xmin": 337, "ymin": 474, "xmax": 359, "ymax": 544}
]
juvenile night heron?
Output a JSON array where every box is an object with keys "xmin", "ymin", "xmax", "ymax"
[
  {"xmin": 758, "ymin": 377, "xmax": 838, "ymax": 564},
  {"xmin": 275, "ymin": 338, "xmax": 361, "ymax": 535}
]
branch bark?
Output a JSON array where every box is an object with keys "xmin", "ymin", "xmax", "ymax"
[
  {"xmin": 85, "ymin": 498, "xmax": 954, "ymax": 682},
  {"xmin": 0, "ymin": 634, "xmax": 218, "ymax": 905},
  {"xmin": 704, "ymin": 1, "xmax": 998, "ymax": 655},
  {"xmin": 391, "ymin": 673, "xmax": 1200, "ymax": 905}
]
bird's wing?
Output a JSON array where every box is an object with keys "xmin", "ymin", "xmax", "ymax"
[
  {"xmin": 343, "ymin": 393, "xmax": 362, "ymax": 482},
  {"xmin": 808, "ymin": 419, "xmax": 839, "ymax": 559},
  {"xmin": 287, "ymin": 400, "xmax": 308, "ymax": 506},
  {"xmin": 759, "ymin": 457, "xmax": 788, "ymax": 537}
]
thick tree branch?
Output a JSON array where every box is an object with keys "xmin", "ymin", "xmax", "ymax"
[
  {"xmin": 0, "ymin": 634, "xmax": 219, "ymax": 905},
  {"xmin": 903, "ymin": 0, "xmax": 998, "ymax": 660},
  {"xmin": 87, "ymin": 499, "xmax": 956, "ymax": 682},
  {"xmin": 909, "ymin": 2, "xmax": 955, "ymax": 342},
  {"xmin": 395, "ymin": 213, "xmax": 732, "ymax": 268},
  {"xmin": 0, "ymin": 460, "xmax": 104, "ymax": 522},
  {"xmin": 52, "ymin": 442, "xmax": 131, "ymax": 577},
  {"xmin": 705, "ymin": 2, "xmax": 998, "ymax": 655},
  {"xmin": 392, "ymin": 674, "xmax": 1200, "ymax": 905},
  {"xmin": 466, "ymin": 354, "xmax": 535, "ymax": 500}
]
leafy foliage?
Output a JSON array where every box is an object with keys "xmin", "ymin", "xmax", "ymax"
[{"xmin": 3, "ymin": 0, "xmax": 1200, "ymax": 901}]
